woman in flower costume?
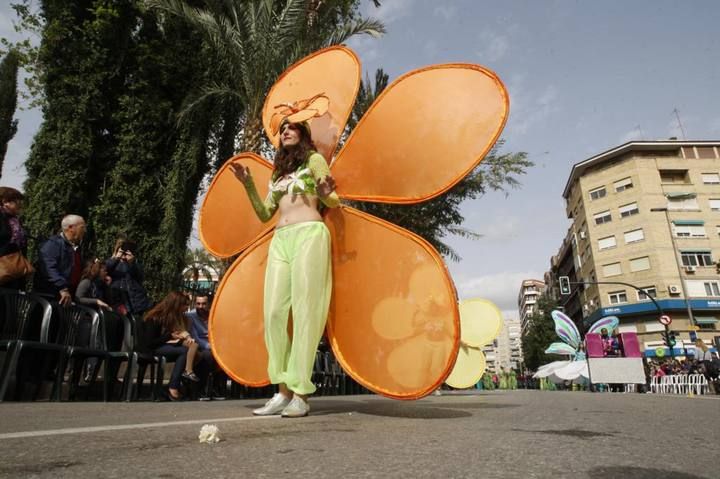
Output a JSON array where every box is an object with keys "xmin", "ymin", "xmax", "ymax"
[
  {"xmin": 200, "ymin": 46, "xmax": 509, "ymax": 404},
  {"xmin": 230, "ymin": 109, "xmax": 339, "ymax": 418}
]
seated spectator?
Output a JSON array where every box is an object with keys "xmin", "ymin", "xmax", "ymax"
[
  {"xmin": 0, "ymin": 186, "xmax": 30, "ymax": 289},
  {"xmin": 140, "ymin": 291, "xmax": 201, "ymax": 401},
  {"xmin": 34, "ymin": 214, "xmax": 87, "ymax": 305},
  {"xmin": 105, "ymin": 240, "xmax": 152, "ymax": 317},
  {"xmin": 188, "ymin": 293, "xmax": 227, "ymax": 400},
  {"xmin": 75, "ymin": 259, "xmax": 111, "ymax": 310}
]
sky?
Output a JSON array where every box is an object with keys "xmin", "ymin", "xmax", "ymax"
[{"xmin": 2, "ymin": 1, "xmax": 720, "ymax": 318}]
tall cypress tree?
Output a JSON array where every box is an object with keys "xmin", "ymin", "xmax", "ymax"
[
  {"xmin": 89, "ymin": 8, "xmax": 211, "ymax": 297},
  {"xmin": 0, "ymin": 49, "xmax": 20, "ymax": 177},
  {"xmin": 22, "ymin": 0, "xmax": 136, "ymax": 242}
]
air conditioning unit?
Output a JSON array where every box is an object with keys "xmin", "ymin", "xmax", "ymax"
[
  {"xmin": 684, "ymin": 265, "xmax": 697, "ymax": 273},
  {"xmin": 668, "ymin": 285, "xmax": 681, "ymax": 295}
]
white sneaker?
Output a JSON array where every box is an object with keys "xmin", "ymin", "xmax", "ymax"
[
  {"xmin": 252, "ymin": 393, "xmax": 291, "ymax": 416},
  {"xmin": 280, "ymin": 396, "xmax": 310, "ymax": 418}
]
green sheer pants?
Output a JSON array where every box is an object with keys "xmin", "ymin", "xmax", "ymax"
[{"xmin": 264, "ymin": 221, "xmax": 332, "ymax": 395}]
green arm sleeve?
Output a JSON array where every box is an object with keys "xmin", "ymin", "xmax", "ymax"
[
  {"xmin": 241, "ymin": 175, "xmax": 278, "ymax": 222},
  {"xmin": 308, "ymin": 152, "xmax": 340, "ymax": 208}
]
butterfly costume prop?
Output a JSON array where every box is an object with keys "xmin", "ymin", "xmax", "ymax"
[
  {"xmin": 536, "ymin": 310, "xmax": 620, "ymax": 383},
  {"xmin": 199, "ymin": 46, "xmax": 509, "ymax": 400}
]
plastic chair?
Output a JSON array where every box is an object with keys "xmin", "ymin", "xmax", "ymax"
[
  {"xmin": 51, "ymin": 303, "xmax": 112, "ymax": 401},
  {"xmin": 122, "ymin": 314, "xmax": 162, "ymax": 401},
  {"xmin": 0, "ymin": 289, "xmax": 56, "ymax": 401}
]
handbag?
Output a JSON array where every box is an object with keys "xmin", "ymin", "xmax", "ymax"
[{"xmin": 0, "ymin": 251, "xmax": 35, "ymax": 284}]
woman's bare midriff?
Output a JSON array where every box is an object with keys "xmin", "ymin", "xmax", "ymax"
[{"xmin": 276, "ymin": 194, "xmax": 322, "ymax": 228}]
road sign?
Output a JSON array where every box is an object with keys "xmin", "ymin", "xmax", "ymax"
[{"xmin": 659, "ymin": 315, "xmax": 672, "ymax": 326}]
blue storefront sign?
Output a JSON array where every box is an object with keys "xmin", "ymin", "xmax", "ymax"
[{"xmin": 585, "ymin": 299, "xmax": 720, "ymax": 325}]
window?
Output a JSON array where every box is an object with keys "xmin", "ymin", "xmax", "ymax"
[
  {"xmin": 614, "ymin": 177, "xmax": 633, "ymax": 192},
  {"xmin": 659, "ymin": 169, "xmax": 689, "ymax": 184},
  {"xmin": 594, "ymin": 210, "xmax": 612, "ymax": 225},
  {"xmin": 603, "ymin": 262, "xmax": 622, "ymax": 277},
  {"xmin": 717, "ymin": 225, "xmax": 720, "ymax": 236},
  {"xmin": 702, "ymin": 173, "xmax": 720, "ymax": 184},
  {"xmin": 629, "ymin": 256, "xmax": 651, "ymax": 272},
  {"xmin": 704, "ymin": 282, "xmax": 720, "ymax": 297},
  {"xmin": 668, "ymin": 196, "xmax": 699, "ymax": 210},
  {"xmin": 680, "ymin": 251, "xmax": 713, "ymax": 267},
  {"xmin": 624, "ymin": 228, "xmax": 644, "ymax": 244},
  {"xmin": 619, "ymin": 202, "xmax": 639, "ymax": 218},
  {"xmin": 598, "ymin": 236, "xmax": 616, "ymax": 250},
  {"xmin": 710, "ymin": 199, "xmax": 720, "ymax": 211},
  {"xmin": 589, "ymin": 186, "xmax": 607, "ymax": 200},
  {"xmin": 673, "ymin": 224, "xmax": 706, "ymax": 237},
  {"xmin": 637, "ymin": 287, "xmax": 657, "ymax": 301},
  {"xmin": 608, "ymin": 290, "xmax": 627, "ymax": 304}
]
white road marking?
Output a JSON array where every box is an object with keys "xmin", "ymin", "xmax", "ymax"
[{"xmin": 0, "ymin": 415, "xmax": 280, "ymax": 440}]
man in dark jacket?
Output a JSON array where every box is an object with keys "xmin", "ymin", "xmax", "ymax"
[
  {"xmin": 34, "ymin": 215, "xmax": 87, "ymax": 305},
  {"xmin": 105, "ymin": 240, "xmax": 152, "ymax": 316}
]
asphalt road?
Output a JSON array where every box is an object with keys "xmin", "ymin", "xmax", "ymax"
[{"xmin": 0, "ymin": 390, "xmax": 718, "ymax": 478}]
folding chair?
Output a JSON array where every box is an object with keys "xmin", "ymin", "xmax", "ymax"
[{"xmin": 0, "ymin": 288, "xmax": 56, "ymax": 401}]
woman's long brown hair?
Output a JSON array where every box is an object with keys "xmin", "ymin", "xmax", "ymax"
[
  {"xmin": 273, "ymin": 122, "xmax": 316, "ymax": 179},
  {"xmin": 144, "ymin": 291, "xmax": 190, "ymax": 333}
]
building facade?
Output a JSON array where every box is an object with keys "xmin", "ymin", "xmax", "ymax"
[
  {"xmin": 486, "ymin": 316, "xmax": 523, "ymax": 372},
  {"xmin": 518, "ymin": 279, "xmax": 545, "ymax": 335},
  {"xmin": 561, "ymin": 140, "xmax": 719, "ymax": 356}
]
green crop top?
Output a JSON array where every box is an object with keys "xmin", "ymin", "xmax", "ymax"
[{"xmin": 241, "ymin": 152, "xmax": 340, "ymax": 222}]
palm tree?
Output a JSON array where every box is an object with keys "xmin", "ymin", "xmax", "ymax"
[
  {"xmin": 146, "ymin": 0, "xmax": 384, "ymax": 158},
  {"xmin": 183, "ymin": 247, "xmax": 223, "ymax": 285}
]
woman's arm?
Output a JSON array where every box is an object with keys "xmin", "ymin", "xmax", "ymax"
[
  {"xmin": 230, "ymin": 162, "xmax": 278, "ymax": 222},
  {"xmin": 308, "ymin": 153, "xmax": 340, "ymax": 208}
]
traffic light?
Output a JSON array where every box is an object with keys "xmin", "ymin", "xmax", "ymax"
[
  {"xmin": 559, "ymin": 276, "xmax": 571, "ymax": 295},
  {"xmin": 663, "ymin": 330, "xmax": 677, "ymax": 348}
]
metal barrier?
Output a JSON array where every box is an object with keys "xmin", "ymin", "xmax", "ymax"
[{"xmin": 650, "ymin": 374, "xmax": 709, "ymax": 395}]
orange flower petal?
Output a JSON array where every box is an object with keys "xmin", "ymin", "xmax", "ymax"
[
  {"xmin": 209, "ymin": 233, "xmax": 272, "ymax": 387},
  {"xmin": 199, "ymin": 153, "xmax": 276, "ymax": 258},
  {"xmin": 331, "ymin": 64, "xmax": 509, "ymax": 203},
  {"xmin": 324, "ymin": 207, "xmax": 460, "ymax": 400},
  {"xmin": 262, "ymin": 46, "xmax": 360, "ymax": 161}
]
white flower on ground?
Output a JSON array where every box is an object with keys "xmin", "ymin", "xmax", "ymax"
[{"xmin": 198, "ymin": 424, "xmax": 221, "ymax": 444}]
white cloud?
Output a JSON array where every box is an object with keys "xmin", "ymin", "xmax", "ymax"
[
  {"xmin": 475, "ymin": 30, "xmax": 509, "ymax": 63},
  {"xmin": 506, "ymin": 83, "xmax": 560, "ymax": 136},
  {"xmin": 432, "ymin": 5, "xmax": 456, "ymax": 21},
  {"xmin": 478, "ymin": 216, "xmax": 521, "ymax": 242},
  {"xmin": 454, "ymin": 270, "xmax": 543, "ymax": 312},
  {"xmin": 618, "ymin": 126, "xmax": 643, "ymax": 145}
]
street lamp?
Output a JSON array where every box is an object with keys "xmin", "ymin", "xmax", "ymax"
[{"xmin": 650, "ymin": 207, "xmax": 696, "ymax": 333}]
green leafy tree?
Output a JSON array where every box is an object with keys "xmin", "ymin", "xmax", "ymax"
[
  {"xmin": 348, "ymin": 69, "xmax": 533, "ymax": 260},
  {"xmin": 22, "ymin": 0, "xmax": 137, "ymax": 244},
  {"xmin": 521, "ymin": 294, "xmax": 560, "ymax": 371},
  {"xmin": 88, "ymin": 7, "xmax": 213, "ymax": 297},
  {"xmin": 0, "ymin": 49, "xmax": 20, "ymax": 175}
]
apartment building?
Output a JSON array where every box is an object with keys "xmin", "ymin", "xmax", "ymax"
[
  {"xmin": 560, "ymin": 140, "xmax": 720, "ymax": 356},
  {"xmin": 518, "ymin": 279, "xmax": 545, "ymax": 334},
  {"xmin": 485, "ymin": 316, "xmax": 523, "ymax": 372}
]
